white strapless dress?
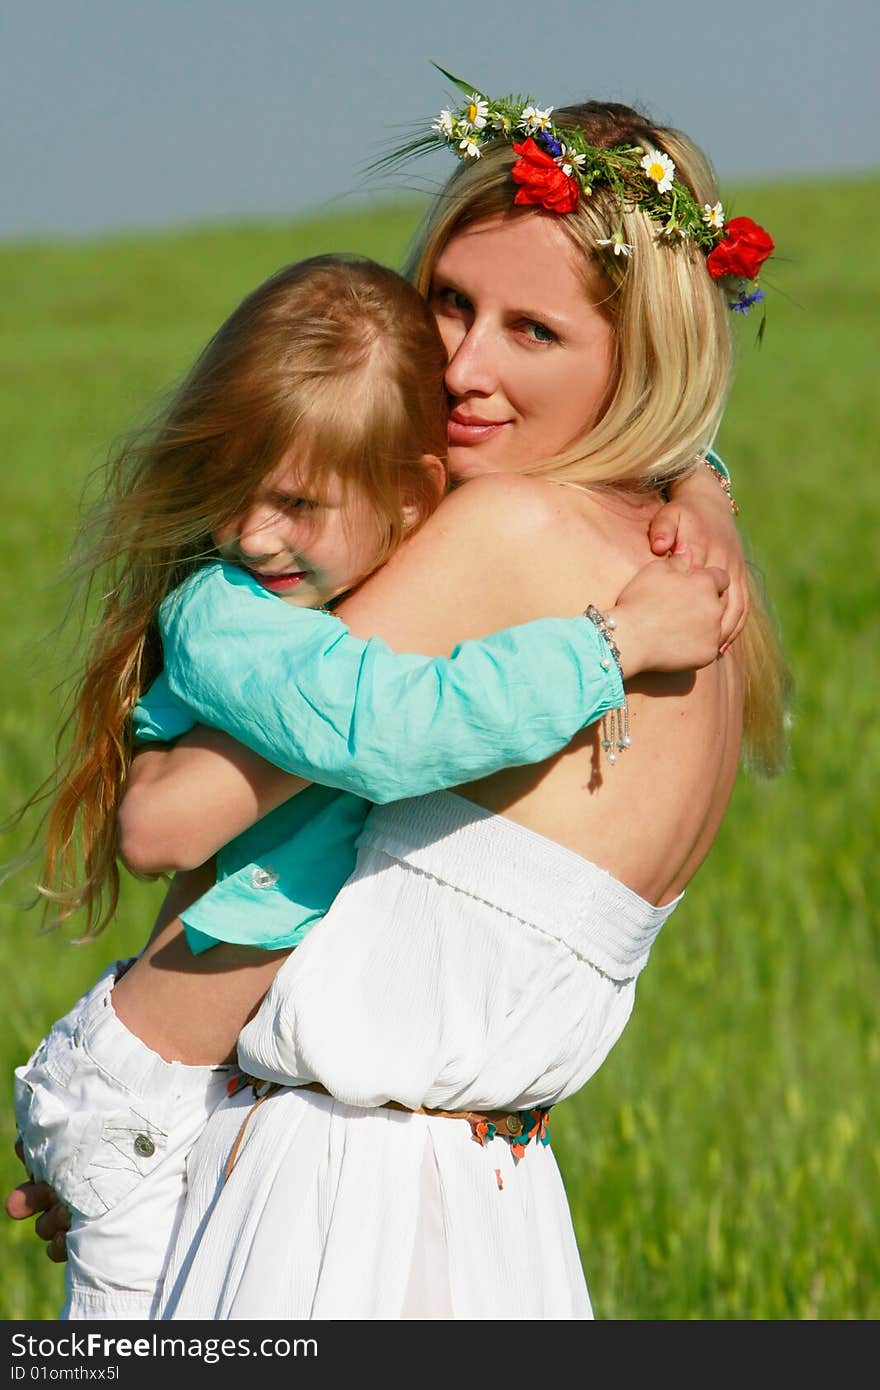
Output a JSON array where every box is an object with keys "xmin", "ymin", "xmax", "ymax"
[{"xmin": 160, "ymin": 792, "xmax": 680, "ymax": 1321}]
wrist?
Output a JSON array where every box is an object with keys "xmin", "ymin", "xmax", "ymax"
[
  {"xmin": 582, "ymin": 604, "xmax": 631, "ymax": 763},
  {"xmin": 603, "ymin": 606, "xmax": 641, "ymax": 680},
  {"xmin": 670, "ymin": 460, "xmax": 724, "ymax": 499},
  {"xmin": 703, "ymin": 448, "xmax": 731, "ymax": 484},
  {"xmin": 700, "ymin": 452, "xmax": 739, "ymax": 515}
]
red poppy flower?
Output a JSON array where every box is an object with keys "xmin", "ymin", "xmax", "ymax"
[
  {"xmin": 707, "ymin": 216, "xmax": 774, "ymax": 281},
  {"xmin": 511, "ymin": 137, "xmax": 579, "ymax": 215}
]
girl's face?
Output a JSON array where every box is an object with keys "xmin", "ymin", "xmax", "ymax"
[
  {"xmin": 213, "ymin": 458, "xmax": 385, "ymax": 608},
  {"xmin": 429, "ymin": 210, "xmax": 616, "ymax": 481}
]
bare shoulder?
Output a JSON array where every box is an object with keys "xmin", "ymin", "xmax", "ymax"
[
  {"xmin": 341, "ymin": 473, "xmax": 601, "ymax": 648},
  {"xmin": 433, "ymin": 473, "xmax": 585, "ymax": 548},
  {"xmin": 444, "ymin": 470, "xmax": 571, "ymax": 522},
  {"xmin": 422, "ymin": 474, "xmax": 622, "ymax": 628}
]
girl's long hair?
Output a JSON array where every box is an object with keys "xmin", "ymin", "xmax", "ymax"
[
  {"xmin": 407, "ymin": 101, "xmax": 790, "ymax": 774},
  {"xmin": 25, "ymin": 254, "xmax": 449, "ymax": 937}
]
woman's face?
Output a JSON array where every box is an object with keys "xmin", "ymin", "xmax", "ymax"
[{"xmin": 429, "ymin": 210, "xmax": 616, "ymax": 481}]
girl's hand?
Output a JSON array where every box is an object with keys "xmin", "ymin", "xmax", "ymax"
[
  {"xmin": 610, "ymin": 550, "xmax": 729, "ymax": 677},
  {"xmin": 648, "ymin": 469, "xmax": 748, "ymax": 650}
]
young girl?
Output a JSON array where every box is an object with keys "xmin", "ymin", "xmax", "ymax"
[{"xmin": 12, "ymin": 252, "xmax": 729, "ymax": 1319}]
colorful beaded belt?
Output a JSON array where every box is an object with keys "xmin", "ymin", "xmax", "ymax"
[{"xmin": 224, "ymin": 1072, "xmax": 551, "ymax": 1179}]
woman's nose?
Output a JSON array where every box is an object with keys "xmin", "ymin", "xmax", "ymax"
[{"xmin": 443, "ymin": 321, "xmax": 497, "ymax": 399}]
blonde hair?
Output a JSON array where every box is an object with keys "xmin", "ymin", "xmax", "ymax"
[
  {"xmin": 407, "ymin": 100, "xmax": 789, "ymax": 773},
  {"xmin": 30, "ymin": 254, "xmax": 449, "ymax": 936}
]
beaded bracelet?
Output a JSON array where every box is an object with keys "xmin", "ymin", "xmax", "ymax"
[
  {"xmin": 703, "ymin": 447, "xmax": 731, "ymax": 483},
  {"xmin": 584, "ymin": 604, "xmax": 631, "ymax": 765},
  {"xmin": 701, "ymin": 452, "xmax": 740, "ymax": 516}
]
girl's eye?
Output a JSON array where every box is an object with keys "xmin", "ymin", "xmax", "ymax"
[
  {"xmin": 522, "ymin": 320, "xmax": 556, "ymax": 344},
  {"xmin": 282, "ymin": 497, "xmax": 319, "ymax": 512}
]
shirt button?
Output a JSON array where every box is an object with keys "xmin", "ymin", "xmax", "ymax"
[
  {"xmin": 134, "ymin": 1134, "xmax": 155, "ymax": 1158},
  {"xmin": 250, "ymin": 866, "xmax": 279, "ymax": 889}
]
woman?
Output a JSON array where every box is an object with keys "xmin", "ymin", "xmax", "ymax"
[{"xmin": 11, "ymin": 92, "xmax": 786, "ymax": 1317}]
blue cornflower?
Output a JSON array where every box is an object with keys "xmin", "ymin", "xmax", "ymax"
[
  {"xmin": 731, "ymin": 288, "xmax": 765, "ymax": 315},
  {"xmin": 539, "ymin": 132, "xmax": 564, "ymax": 157}
]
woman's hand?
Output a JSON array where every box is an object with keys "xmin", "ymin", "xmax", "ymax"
[
  {"xmin": 5, "ymin": 1139, "xmax": 69, "ymax": 1263},
  {"xmin": 648, "ymin": 468, "xmax": 748, "ymax": 650},
  {"xmin": 610, "ymin": 550, "xmax": 729, "ymax": 676}
]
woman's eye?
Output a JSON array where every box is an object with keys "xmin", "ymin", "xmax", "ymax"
[
  {"xmin": 522, "ymin": 320, "xmax": 556, "ymax": 344},
  {"xmin": 435, "ymin": 286, "xmax": 472, "ymax": 314},
  {"xmin": 283, "ymin": 497, "xmax": 319, "ymax": 512}
]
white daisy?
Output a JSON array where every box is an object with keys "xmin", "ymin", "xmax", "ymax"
[
  {"xmin": 489, "ymin": 109, "xmax": 512, "ymax": 134},
  {"xmin": 702, "ymin": 201, "xmax": 725, "ymax": 229},
  {"xmin": 457, "ymin": 131, "xmax": 482, "ymax": 159},
  {"xmin": 519, "ymin": 104, "xmax": 554, "ymax": 135},
  {"xmin": 559, "ymin": 147, "xmax": 586, "ymax": 178},
  {"xmin": 597, "ymin": 230, "xmax": 633, "ymax": 258},
  {"xmin": 640, "ymin": 147, "xmax": 675, "ymax": 194},
  {"xmin": 458, "ymin": 95, "xmax": 489, "ymax": 133},
  {"xmin": 433, "ymin": 109, "xmax": 456, "ymax": 139}
]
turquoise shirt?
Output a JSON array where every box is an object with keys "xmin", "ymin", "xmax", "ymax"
[{"xmin": 133, "ymin": 561, "xmax": 624, "ymax": 953}]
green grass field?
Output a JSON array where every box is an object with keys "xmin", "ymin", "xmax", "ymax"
[{"xmin": 1, "ymin": 178, "xmax": 878, "ymax": 1320}]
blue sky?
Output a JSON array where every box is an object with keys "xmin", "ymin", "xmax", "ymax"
[{"xmin": 1, "ymin": 0, "xmax": 875, "ymax": 240}]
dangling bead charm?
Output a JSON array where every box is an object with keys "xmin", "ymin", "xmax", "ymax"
[{"xmin": 584, "ymin": 603, "xmax": 631, "ymax": 768}]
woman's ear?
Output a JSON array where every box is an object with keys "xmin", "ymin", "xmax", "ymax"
[{"xmin": 401, "ymin": 454, "xmax": 448, "ymax": 530}]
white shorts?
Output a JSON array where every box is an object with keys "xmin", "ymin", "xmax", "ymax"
[{"xmin": 14, "ymin": 961, "xmax": 231, "ymax": 1320}]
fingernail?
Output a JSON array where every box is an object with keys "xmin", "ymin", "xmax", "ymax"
[
  {"xmin": 719, "ymin": 643, "xmax": 728, "ymax": 655},
  {"xmin": 673, "ymin": 542, "xmax": 688, "ymax": 555}
]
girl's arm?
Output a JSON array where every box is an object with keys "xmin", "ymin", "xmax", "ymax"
[
  {"xmin": 649, "ymin": 461, "xmax": 748, "ymax": 647},
  {"xmin": 132, "ymin": 555, "xmax": 626, "ymax": 806},
  {"xmin": 119, "ymin": 734, "xmax": 307, "ymax": 874},
  {"xmin": 121, "ymin": 474, "xmax": 727, "ymax": 869}
]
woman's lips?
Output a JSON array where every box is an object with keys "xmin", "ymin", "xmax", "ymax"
[
  {"xmin": 250, "ymin": 570, "xmax": 307, "ymax": 594},
  {"xmin": 447, "ymin": 412, "xmax": 509, "ymax": 446}
]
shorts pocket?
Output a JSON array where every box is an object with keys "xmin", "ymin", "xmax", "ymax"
[
  {"xmin": 66, "ymin": 1107, "xmax": 170, "ymax": 1220},
  {"xmin": 14, "ymin": 1065, "xmax": 169, "ymax": 1221}
]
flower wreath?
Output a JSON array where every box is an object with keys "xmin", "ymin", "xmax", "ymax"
[{"xmin": 379, "ymin": 67, "xmax": 774, "ymax": 318}]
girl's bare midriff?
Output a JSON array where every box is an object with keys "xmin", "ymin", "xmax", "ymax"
[{"xmin": 111, "ymin": 861, "xmax": 292, "ymax": 1066}]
